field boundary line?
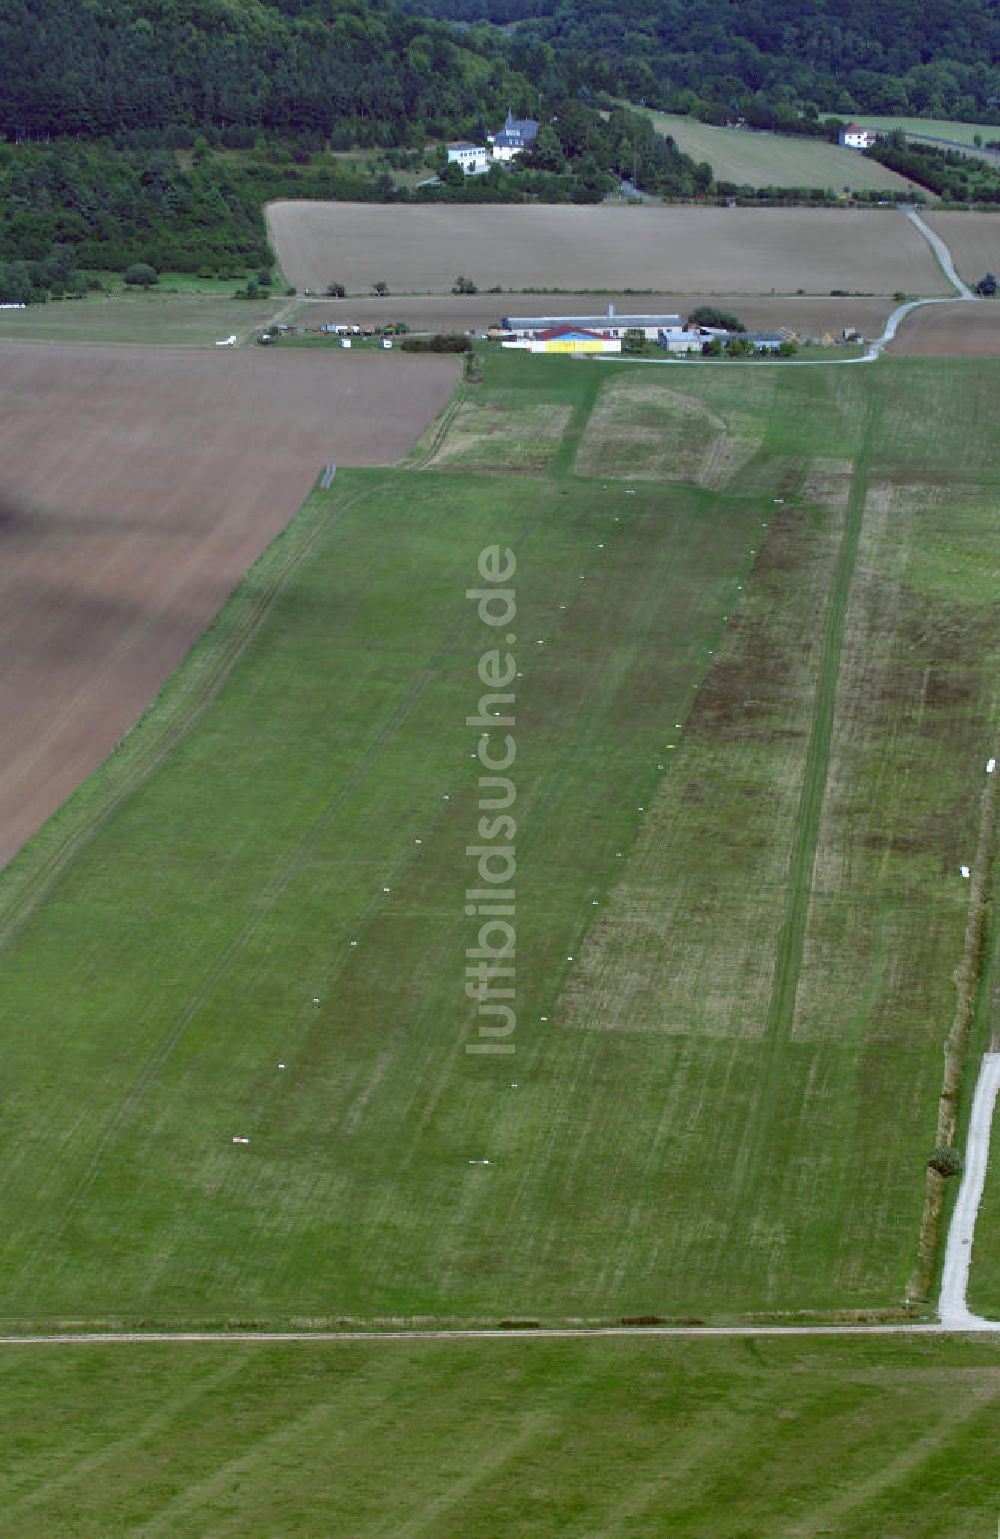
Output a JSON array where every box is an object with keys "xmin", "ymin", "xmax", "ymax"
[
  {"xmin": 0, "ymin": 483, "xmax": 371, "ymax": 958},
  {"xmin": 0, "ymin": 1322, "xmax": 995, "ymax": 1346}
]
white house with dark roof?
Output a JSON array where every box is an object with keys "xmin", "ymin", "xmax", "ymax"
[{"xmin": 488, "ymin": 110, "xmax": 540, "ymax": 163}]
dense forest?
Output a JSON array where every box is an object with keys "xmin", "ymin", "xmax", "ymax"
[
  {"xmin": 404, "ymin": 0, "xmax": 1000, "ymax": 122},
  {"xmin": 0, "ymin": 0, "xmax": 535, "ymax": 140}
]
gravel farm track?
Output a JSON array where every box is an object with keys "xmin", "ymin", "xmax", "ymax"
[{"xmin": 0, "ymin": 344, "xmax": 458, "ymax": 867}]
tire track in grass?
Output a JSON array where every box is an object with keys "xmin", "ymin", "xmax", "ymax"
[
  {"xmin": 779, "ymin": 1377, "xmax": 1000, "ymax": 1539},
  {"xmin": 550, "ymin": 361, "xmax": 604, "ymax": 477},
  {"xmin": 726, "ymin": 393, "xmax": 879, "ymax": 1230},
  {"xmin": 404, "ymin": 384, "xmax": 466, "ymax": 470},
  {"xmin": 1, "ymin": 1353, "xmax": 247, "ymax": 1520}
]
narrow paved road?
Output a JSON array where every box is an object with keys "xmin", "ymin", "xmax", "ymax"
[
  {"xmin": 904, "ymin": 207, "xmax": 977, "ymax": 299},
  {"xmin": 939, "ymin": 1053, "xmax": 1000, "ymax": 1327}
]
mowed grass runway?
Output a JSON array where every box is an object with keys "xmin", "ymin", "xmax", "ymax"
[
  {"xmin": 3, "ymin": 1336, "xmax": 1000, "ymax": 1536},
  {"xmin": 0, "ymin": 350, "xmax": 998, "ymax": 1328}
]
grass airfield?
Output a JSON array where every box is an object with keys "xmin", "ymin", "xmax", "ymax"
[
  {"xmin": 1, "ymin": 348, "xmax": 998, "ymax": 1329},
  {"xmin": 3, "ymin": 344, "xmax": 1000, "ymax": 1531}
]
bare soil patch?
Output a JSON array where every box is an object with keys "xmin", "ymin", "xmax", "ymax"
[
  {"xmin": 923, "ymin": 211, "xmax": 1000, "ymax": 287},
  {"xmin": 268, "ymin": 202, "xmax": 947, "ymax": 298},
  {"xmin": 889, "ymin": 300, "xmax": 1000, "ymax": 355},
  {"xmin": 0, "ymin": 343, "xmax": 458, "ymax": 865}
]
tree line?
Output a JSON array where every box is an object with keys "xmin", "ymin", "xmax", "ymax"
[
  {"xmin": 403, "ymin": 0, "xmax": 1000, "ymax": 122},
  {"xmin": 0, "ymin": 0, "xmax": 534, "ymax": 140}
]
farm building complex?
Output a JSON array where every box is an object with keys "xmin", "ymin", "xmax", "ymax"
[
  {"xmin": 502, "ymin": 308, "xmax": 683, "ymax": 340},
  {"xmin": 498, "ymin": 309, "xmax": 791, "ymax": 355}
]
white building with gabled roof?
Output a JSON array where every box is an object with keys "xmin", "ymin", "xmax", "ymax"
[
  {"xmin": 839, "ymin": 122, "xmax": 876, "ymax": 150},
  {"xmin": 488, "ymin": 110, "xmax": 540, "ymax": 163}
]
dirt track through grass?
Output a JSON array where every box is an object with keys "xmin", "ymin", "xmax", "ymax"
[
  {"xmin": 719, "ymin": 402, "xmax": 877, "ymax": 1254},
  {"xmin": 767, "ymin": 402, "xmax": 876, "ymax": 1038}
]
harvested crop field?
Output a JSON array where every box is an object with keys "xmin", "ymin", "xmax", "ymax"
[
  {"xmin": 293, "ymin": 291, "xmax": 897, "ymax": 339},
  {"xmin": 268, "ymin": 201, "xmax": 949, "ymax": 298},
  {"xmin": 924, "ymin": 211, "xmax": 1000, "ymax": 286},
  {"xmin": 645, "ymin": 111, "xmax": 925, "ymax": 196},
  {"xmin": 0, "ymin": 343, "xmax": 458, "ymax": 866},
  {"xmin": 889, "ymin": 300, "xmax": 1000, "ymax": 355}
]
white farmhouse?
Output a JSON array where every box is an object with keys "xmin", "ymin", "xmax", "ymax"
[
  {"xmin": 447, "ymin": 142, "xmax": 489, "ymax": 175},
  {"xmin": 838, "ymin": 122, "xmax": 876, "ymax": 150}
]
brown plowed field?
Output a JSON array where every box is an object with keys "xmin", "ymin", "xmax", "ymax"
[
  {"xmin": 267, "ymin": 201, "xmax": 948, "ymax": 297},
  {"xmin": 888, "ymin": 300, "xmax": 1000, "ymax": 355},
  {"xmin": 924, "ymin": 211, "xmax": 1000, "ymax": 286},
  {"xmin": 0, "ymin": 343, "xmax": 458, "ymax": 866},
  {"xmin": 293, "ymin": 291, "xmax": 897, "ymax": 339}
]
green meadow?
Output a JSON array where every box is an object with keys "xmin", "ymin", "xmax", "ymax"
[
  {"xmin": 3, "ymin": 1335, "xmax": 1000, "ymax": 1536},
  {"xmin": 0, "ymin": 349, "xmax": 998, "ymax": 1330}
]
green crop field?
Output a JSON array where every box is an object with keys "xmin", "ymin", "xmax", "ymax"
[
  {"xmin": 641, "ymin": 110, "xmax": 925, "ymax": 194},
  {"xmin": 0, "ymin": 291, "xmax": 284, "ymax": 347},
  {"xmin": 3, "ymin": 1334, "xmax": 1000, "ymax": 1536},
  {"xmin": 0, "ymin": 348, "xmax": 998, "ymax": 1333}
]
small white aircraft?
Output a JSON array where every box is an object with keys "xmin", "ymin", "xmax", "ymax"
[{"xmin": 215, "ymin": 334, "xmax": 237, "ymax": 347}]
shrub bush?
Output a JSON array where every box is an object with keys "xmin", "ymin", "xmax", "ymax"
[
  {"xmin": 928, "ymin": 1146, "xmax": 963, "ymax": 1179},
  {"xmin": 123, "ymin": 262, "xmax": 158, "ymax": 287},
  {"xmin": 401, "ymin": 333, "xmax": 471, "ymax": 352}
]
